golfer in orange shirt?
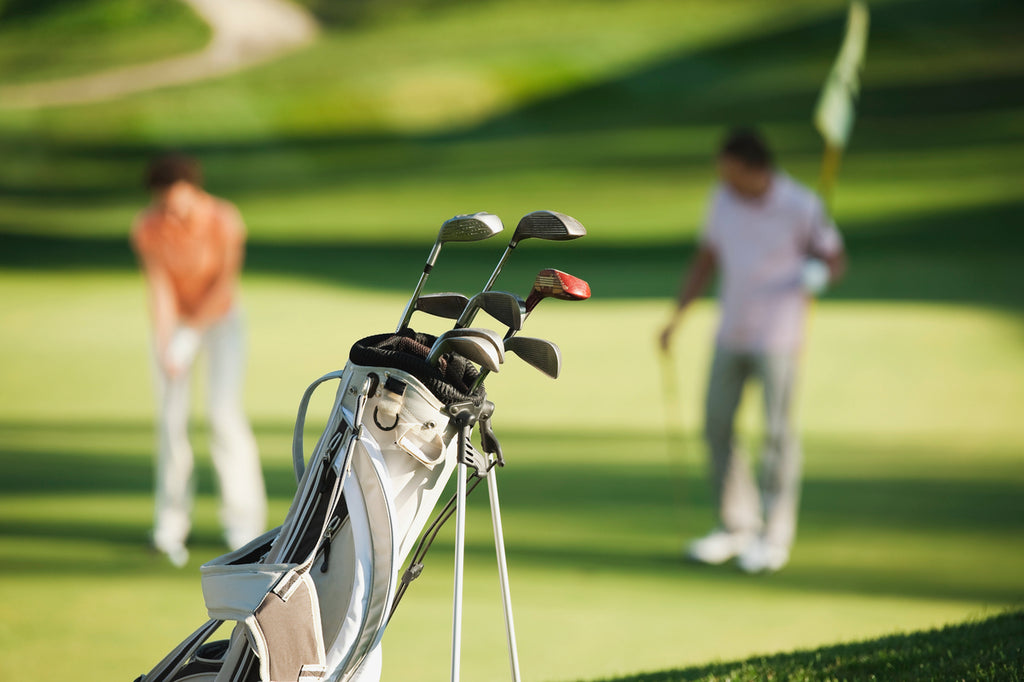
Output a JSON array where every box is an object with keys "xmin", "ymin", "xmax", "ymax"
[{"xmin": 132, "ymin": 154, "xmax": 266, "ymax": 567}]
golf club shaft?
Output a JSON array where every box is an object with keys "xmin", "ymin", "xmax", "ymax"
[
  {"xmin": 450, "ymin": 428, "xmax": 469, "ymax": 682},
  {"xmin": 481, "ymin": 244, "xmax": 516, "ymax": 294},
  {"xmin": 487, "ymin": 466, "xmax": 522, "ymax": 682},
  {"xmin": 397, "ymin": 242, "xmax": 443, "ymax": 331}
]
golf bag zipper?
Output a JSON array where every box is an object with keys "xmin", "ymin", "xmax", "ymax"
[{"xmin": 319, "ymin": 514, "xmax": 343, "ymax": 573}]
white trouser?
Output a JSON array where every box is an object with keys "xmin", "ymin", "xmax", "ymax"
[
  {"xmin": 151, "ymin": 307, "xmax": 267, "ymax": 552},
  {"xmin": 704, "ymin": 346, "xmax": 802, "ymax": 549}
]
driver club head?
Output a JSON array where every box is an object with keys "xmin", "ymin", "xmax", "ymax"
[
  {"xmin": 439, "ymin": 212, "xmax": 504, "ymax": 243},
  {"xmin": 415, "ymin": 292, "xmax": 470, "ymax": 320},
  {"xmin": 512, "ymin": 210, "xmax": 587, "ymax": 245},
  {"xmin": 504, "ymin": 336, "xmax": 561, "ymax": 379}
]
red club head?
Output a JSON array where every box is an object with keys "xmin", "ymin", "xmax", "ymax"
[{"xmin": 525, "ymin": 268, "xmax": 591, "ymax": 313}]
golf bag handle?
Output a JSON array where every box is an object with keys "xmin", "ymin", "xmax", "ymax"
[{"xmin": 291, "ymin": 369, "xmax": 351, "ymax": 483}]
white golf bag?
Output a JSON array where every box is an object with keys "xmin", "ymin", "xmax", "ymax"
[{"xmin": 136, "ymin": 330, "xmax": 517, "ymax": 682}]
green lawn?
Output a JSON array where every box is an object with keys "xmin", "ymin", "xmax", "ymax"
[
  {"xmin": 0, "ymin": 0, "xmax": 1022, "ymax": 680},
  {"xmin": 0, "ymin": 0, "xmax": 209, "ymax": 86},
  {"xmin": 592, "ymin": 610, "xmax": 1024, "ymax": 681}
]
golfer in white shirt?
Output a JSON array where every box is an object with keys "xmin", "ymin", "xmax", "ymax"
[{"xmin": 660, "ymin": 128, "xmax": 846, "ymax": 573}]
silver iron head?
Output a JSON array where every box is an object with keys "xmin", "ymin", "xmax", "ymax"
[
  {"xmin": 512, "ymin": 210, "xmax": 587, "ymax": 243},
  {"xmin": 439, "ymin": 212, "xmax": 504, "ymax": 243},
  {"xmin": 415, "ymin": 292, "xmax": 469, "ymax": 320},
  {"xmin": 504, "ymin": 336, "xmax": 561, "ymax": 379},
  {"xmin": 443, "ymin": 327, "xmax": 506, "ymax": 362},
  {"xmin": 468, "ymin": 291, "xmax": 525, "ymax": 330},
  {"xmin": 434, "ymin": 335, "xmax": 503, "ymax": 373}
]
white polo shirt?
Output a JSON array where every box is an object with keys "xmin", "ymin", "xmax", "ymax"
[{"xmin": 702, "ymin": 171, "xmax": 843, "ymax": 353}]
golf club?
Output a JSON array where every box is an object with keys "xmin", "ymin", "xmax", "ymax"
[
  {"xmin": 430, "ymin": 327, "xmax": 506, "ymax": 360},
  {"xmin": 479, "ymin": 210, "xmax": 587, "ymax": 293},
  {"xmin": 523, "ymin": 268, "xmax": 591, "ymax": 316},
  {"xmin": 503, "ymin": 337, "xmax": 561, "ymax": 379},
  {"xmin": 471, "ymin": 336, "xmax": 561, "ymax": 391},
  {"xmin": 426, "ymin": 331, "xmax": 504, "ymax": 373},
  {"xmin": 469, "ymin": 270, "xmax": 589, "ymax": 388},
  {"xmin": 414, "ymin": 292, "xmax": 471, "ymax": 321},
  {"xmin": 453, "ymin": 290, "xmax": 525, "ymax": 330},
  {"xmin": 396, "ymin": 212, "xmax": 503, "ymax": 332}
]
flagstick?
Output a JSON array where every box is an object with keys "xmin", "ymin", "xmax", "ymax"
[{"xmin": 818, "ymin": 142, "xmax": 843, "ymax": 211}]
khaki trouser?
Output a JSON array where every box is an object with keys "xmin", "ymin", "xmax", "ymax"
[
  {"xmin": 704, "ymin": 346, "xmax": 801, "ymax": 549},
  {"xmin": 151, "ymin": 308, "xmax": 267, "ymax": 553}
]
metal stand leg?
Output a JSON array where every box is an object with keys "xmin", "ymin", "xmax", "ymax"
[
  {"xmin": 450, "ymin": 427, "xmax": 470, "ymax": 682},
  {"xmin": 487, "ymin": 465, "xmax": 522, "ymax": 682}
]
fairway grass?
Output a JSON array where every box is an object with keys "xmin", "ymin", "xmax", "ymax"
[
  {"xmin": 1, "ymin": 274, "xmax": 1021, "ymax": 681},
  {"xmin": 0, "ymin": 0, "xmax": 210, "ymax": 86},
  {"xmin": 589, "ymin": 610, "xmax": 1024, "ymax": 681},
  {"xmin": 1, "ymin": 0, "xmax": 1022, "ymax": 678}
]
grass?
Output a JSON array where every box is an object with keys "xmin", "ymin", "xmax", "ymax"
[
  {"xmin": 1, "ymin": 274, "xmax": 1021, "ymax": 681},
  {"xmin": 0, "ymin": 0, "xmax": 1022, "ymax": 680},
  {"xmin": 591, "ymin": 610, "xmax": 1024, "ymax": 681},
  {"xmin": 0, "ymin": 0, "xmax": 210, "ymax": 86}
]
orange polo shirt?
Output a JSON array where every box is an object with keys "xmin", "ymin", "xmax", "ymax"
[{"xmin": 131, "ymin": 195, "xmax": 244, "ymax": 321}]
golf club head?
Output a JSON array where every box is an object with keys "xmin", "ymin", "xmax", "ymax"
[
  {"xmin": 429, "ymin": 327, "xmax": 506, "ymax": 365},
  {"xmin": 525, "ymin": 268, "xmax": 592, "ymax": 312},
  {"xmin": 431, "ymin": 335, "xmax": 503, "ymax": 373},
  {"xmin": 415, "ymin": 292, "xmax": 469, "ymax": 320},
  {"xmin": 512, "ymin": 210, "xmax": 587, "ymax": 244},
  {"xmin": 439, "ymin": 212, "xmax": 504, "ymax": 243},
  {"xmin": 504, "ymin": 336, "xmax": 561, "ymax": 379},
  {"xmin": 445, "ymin": 327, "xmax": 506, "ymax": 363},
  {"xmin": 458, "ymin": 290, "xmax": 525, "ymax": 330}
]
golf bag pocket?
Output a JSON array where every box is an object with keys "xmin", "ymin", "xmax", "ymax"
[
  {"xmin": 395, "ymin": 422, "xmax": 445, "ymax": 468},
  {"xmin": 202, "ymin": 561, "xmax": 326, "ymax": 682}
]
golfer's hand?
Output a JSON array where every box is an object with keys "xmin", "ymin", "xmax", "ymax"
[{"xmin": 161, "ymin": 353, "xmax": 185, "ymax": 379}]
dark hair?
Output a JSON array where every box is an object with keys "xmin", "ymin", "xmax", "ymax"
[
  {"xmin": 144, "ymin": 153, "xmax": 202, "ymax": 190},
  {"xmin": 719, "ymin": 128, "xmax": 774, "ymax": 169}
]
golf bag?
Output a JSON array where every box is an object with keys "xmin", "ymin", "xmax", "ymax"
[{"xmin": 137, "ymin": 330, "xmax": 503, "ymax": 682}]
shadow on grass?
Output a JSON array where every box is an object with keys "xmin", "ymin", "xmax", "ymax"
[{"xmin": 2, "ymin": 422, "xmax": 1022, "ymax": 604}]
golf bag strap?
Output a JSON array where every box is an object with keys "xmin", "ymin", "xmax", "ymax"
[
  {"xmin": 138, "ymin": 618, "xmax": 222, "ymax": 682},
  {"xmin": 292, "ymin": 369, "xmax": 349, "ymax": 483}
]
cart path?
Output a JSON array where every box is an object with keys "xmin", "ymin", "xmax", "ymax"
[{"xmin": 0, "ymin": 0, "xmax": 318, "ymax": 109}]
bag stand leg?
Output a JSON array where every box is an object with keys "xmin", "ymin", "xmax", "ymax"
[
  {"xmin": 487, "ymin": 465, "xmax": 521, "ymax": 682},
  {"xmin": 450, "ymin": 423, "xmax": 470, "ymax": 682}
]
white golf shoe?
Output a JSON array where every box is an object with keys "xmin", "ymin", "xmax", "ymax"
[
  {"xmin": 685, "ymin": 529, "xmax": 755, "ymax": 565},
  {"xmin": 737, "ymin": 537, "xmax": 789, "ymax": 574}
]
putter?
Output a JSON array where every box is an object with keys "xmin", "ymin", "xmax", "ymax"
[
  {"xmin": 415, "ymin": 292, "xmax": 470, "ymax": 321},
  {"xmin": 454, "ymin": 290, "xmax": 525, "ymax": 330},
  {"xmin": 396, "ymin": 212, "xmax": 503, "ymax": 331},
  {"xmin": 480, "ymin": 210, "xmax": 587, "ymax": 293},
  {"xmin": 426, "ymin": 332, "xmax": 504, "ymax": 373}
]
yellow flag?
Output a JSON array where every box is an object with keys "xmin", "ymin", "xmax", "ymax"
[{"xmin": 814, "ymin": 1, "xmax": 870, "ymax": 149}]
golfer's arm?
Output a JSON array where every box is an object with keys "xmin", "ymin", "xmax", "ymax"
[
  {"xmin": 142, "ymin": 261, "xmax": 179, "ymax": 354},
  {"xmin": 669, "ymin": 245, "xmax": 717, "ymax": 322}
]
